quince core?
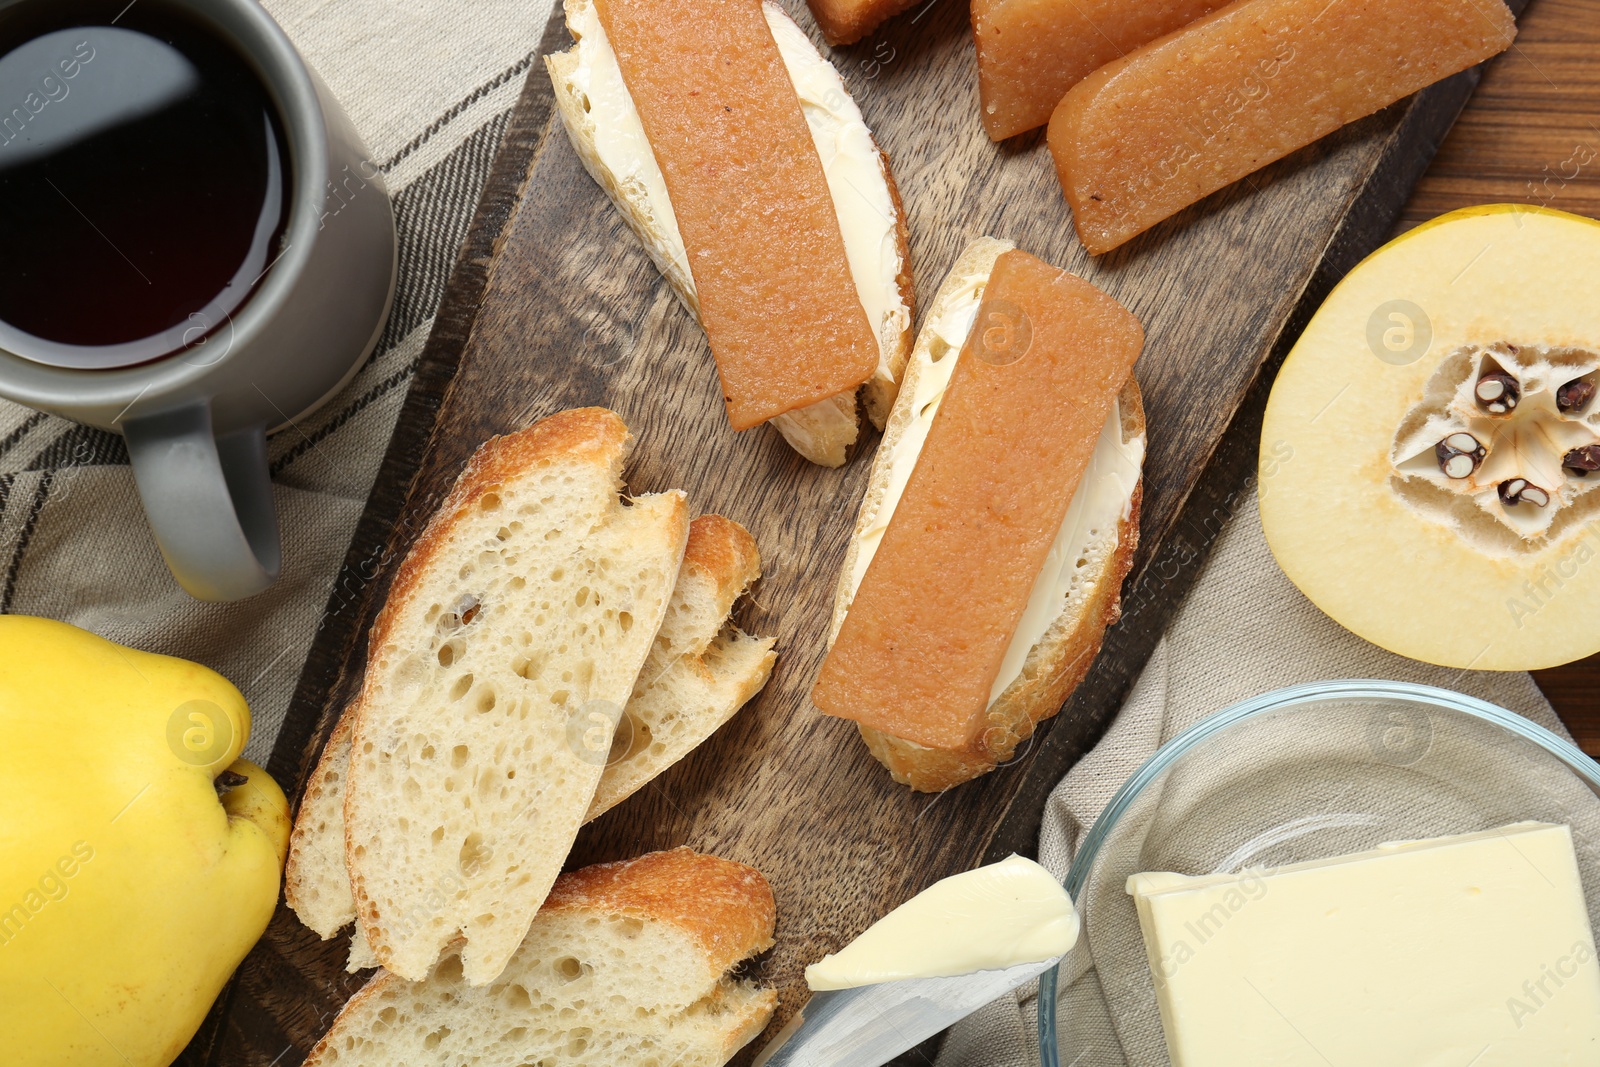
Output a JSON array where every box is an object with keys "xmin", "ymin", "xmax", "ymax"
[{"xmin": 1261, "ymin": 206, "xmax": 1600, "ymax": 670}]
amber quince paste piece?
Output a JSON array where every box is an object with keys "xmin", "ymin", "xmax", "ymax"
[
  {"xmin": 972, "ymin": 0, "xmax": 1223, "ymax": 142},
  {"xmin": 807, "ymin": 0, "xmax": 914, "ymax": 46},
  {"xmin": 812, "ymin": 250, "xmax": 1143, "ymax": 749},
  {"xmin": 1262, "ymin": 205, "xmax": 1600, "ymax": 671},
  {"xmin": 596, "ymin": 0, "xmax": 879, "ymax": 430},
  {"xmin": 1048, "ymin": 0, "xmax": 1516, "ymax": 255}
]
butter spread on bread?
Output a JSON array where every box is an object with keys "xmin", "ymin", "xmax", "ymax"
[
  {"xmin": 304, "ymin": 848, "xmax": 777, "ymax": 1067},
  {"xmin": 547, "ymin": 0, "xmax": 914, "ymax": 465},
  {"xmin": 820, "ymin": 238, "xmax": 1146, "ymax": 790}
]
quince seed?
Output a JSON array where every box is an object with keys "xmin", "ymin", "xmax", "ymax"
[
  {"xmin": 1563, "ymin": 443, "xmax": 1600, "ymax": 475},
  {"xmin": 1498, "ymin": 478, "xmax": 1550, "ymax": 507},
  {"xmin": 1475, "ymin": 371, "xmax": 1520, "ymax": 414},
  {"xmin": 1435, "ymin": 432, "xmax": 1486, "ymax": 479},
  {"xmin": 1558, "ymin": 379, "xmax": 1596, "ymax": 414}
]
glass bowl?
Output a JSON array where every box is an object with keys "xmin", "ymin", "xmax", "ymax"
[{"xmin": 1039, "ymin": 679, "xmax": 1600, "ymax": 1067}]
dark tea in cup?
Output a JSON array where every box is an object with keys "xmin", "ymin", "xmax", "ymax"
[
  {"xmin": 0, "ymin": 0, "xmax": 292, "ymax": 369},
  {"xmin": 0, "ymin": 0, "xmax": 394, "ymax": 601}
]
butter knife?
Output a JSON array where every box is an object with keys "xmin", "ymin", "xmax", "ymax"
[{"xmin": 751, "ymin": 956, "xmax": 1061, "ymax": 1067}]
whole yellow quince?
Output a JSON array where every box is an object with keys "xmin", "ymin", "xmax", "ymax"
[{"xmin": 0, "ymin": 616, "xmax": 289, "ymax": 1067}]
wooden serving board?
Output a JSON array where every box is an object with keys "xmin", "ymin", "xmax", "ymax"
[{"xmin": 192, "ymin": 0, "xmax": 1531, "ymax": 1062}]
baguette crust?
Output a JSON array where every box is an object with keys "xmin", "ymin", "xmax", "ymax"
[
  {"xmin": 860, "ymin": 158, "xmax": 917, "ymax": 430},
  {"xmin": 545, "ymin": 847, "xmax": 777, "ymax": 972},
  {"xmin": 830, "ymin": 240, "xmax": 1146, "ymax": 791},
  {"xmin": 545, "ymin": 0, "xmax": 915, "ymax": 464},
  {"xmin": 679, "ymin": 515, "xmax": 764, "ymax": 622}
]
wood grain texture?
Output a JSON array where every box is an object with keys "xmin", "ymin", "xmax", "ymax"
[
  {"xmin": 197, "ymin": 0, "xmax": 1543, "ymax": 1062},
  {"xmin": 1397, "ymin": 0, "xmax": 1600, "ymax": 230}
]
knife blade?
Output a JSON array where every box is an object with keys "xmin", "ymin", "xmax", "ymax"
[{"xmin": 751, "ymin": 957, "xmax": 1061, "ymax": 1067}]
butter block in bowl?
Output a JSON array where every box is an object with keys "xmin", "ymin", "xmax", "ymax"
[
  {"xmin": 1043, "ymin": 680, "xmax": 1600, "ymax": 1067},
  {"xmin": 1130, "ymin": 822, "xmax": 1600, "ymax": 1065}
]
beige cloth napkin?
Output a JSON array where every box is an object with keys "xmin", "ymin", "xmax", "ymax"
[
  {"xmin": 0, "ymin": 0, "xmax": 555, "ymax": 763},
  {"xmin": 937, "ymin": 491, "xmax": 1575, "ymax": 1067}
]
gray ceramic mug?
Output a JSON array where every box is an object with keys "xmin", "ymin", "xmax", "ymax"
[{"xmin": 0, "ymin": 0, "xmax": 396, "ymax": 601}]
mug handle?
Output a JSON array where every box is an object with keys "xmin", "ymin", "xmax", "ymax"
[{"xmin": 124, "ymin": 404, "xmax": 281, "ymax": 602}]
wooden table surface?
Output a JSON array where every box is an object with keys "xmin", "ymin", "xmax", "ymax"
[{"xmin": 1396, "ymin": 0, "xmax": 1600, "ymax": 753}]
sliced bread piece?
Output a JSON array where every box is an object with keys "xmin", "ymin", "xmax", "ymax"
[
  {"xmin": 545, "ymin": 0, "xmax": 914, "ymax": 466},
  {"xmin": 588, "ymin": 514, "xmax": 776, "ymax": 821},
  {"xmin": 285, "ymin": 708, "xmax": 359, "ymax": 941},
  {"xmin": 303, "ymin": 848, "xmax": 778, "ymax": 1067},
  {"xmin": 344, "ymin": 408, "xmax": 689, "ymax": 985},
  {"xmin": 828, "ymin": 238, "xmax": 1146, "ymax": 791},
  {"xmin": 286, "ymin": 513, "xmax": 778, "ymax": 961},
  {"xmin": 283, "ymin": 699, "xmax": 381, "ymax": 971}
]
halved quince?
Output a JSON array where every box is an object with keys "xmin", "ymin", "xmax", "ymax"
[{"xmin": 1261, "ymin": 205, "xmax": 1600, "ymax": 670}]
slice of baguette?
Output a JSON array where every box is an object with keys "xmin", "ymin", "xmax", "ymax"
[
  {"xmin": 545, "ymin": 0, "xmax": 915, "ymax": 467},
  {"xmin": 587, "ymin": 514, "xmax": 776, "ymax": 821},
  {"xmin": 286, "ymin": 514, "xmax": 778, "ymax": 960},
  {"xmin": 285, "ymin": 707, "xmax": 360, "ymax": 941},
  {"xmin": 828, "ymin": 238, "xmax": 1145, "ymax": 792},
  {"xmin": 344, "ymin": 408, "xmax": 689, "ymax": 986},
  {"xmin": 303, "ymin": 848, "xmax": 778, "ymax": 1067}
]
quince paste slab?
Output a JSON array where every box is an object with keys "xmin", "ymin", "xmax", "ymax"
[
  {"xmin": 813, "ymin": 250, "xmax": 1143, "ymax": 748},
  {"xmin": 1048, "ymin": 0, "xmax": 1516, "ymax": 255},
  {"xmin": 595, "ymin": 0, "xmax": 879, "ymax": 430}
]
